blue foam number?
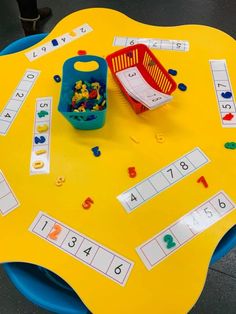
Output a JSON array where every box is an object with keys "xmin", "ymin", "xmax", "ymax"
[
  {"xmin": 34, "ymin": 136, "xmax": 46, "ymax": 144},
  {"xmin": 221, "ymin": 91, "xmax": 232, "ymax": 99}
]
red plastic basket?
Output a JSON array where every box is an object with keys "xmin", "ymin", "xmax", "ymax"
[{"xmin": 106, "ymin": 44, "xmax": 177, "ymax": 114}]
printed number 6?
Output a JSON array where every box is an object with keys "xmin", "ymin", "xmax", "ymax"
[{"xmin": 114, "ymin": 264, "xmax": 123, "ymax": 275}]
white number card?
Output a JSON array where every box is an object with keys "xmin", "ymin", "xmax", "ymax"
[
  {"xmin": 29, "ymin": 211, "xmax": 134, "ymax": 286},
  {"xmin": 116, "ymin": 66, "xmax": 172, "ymax": 110},
  {"xmin": 137, "ymin": 191, "xmax": 235, "ymax": 270}
]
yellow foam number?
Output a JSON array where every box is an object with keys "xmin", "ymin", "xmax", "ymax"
[
  {"xmin": 32, "ymin": 161, "xmax": 44, "ymax": 169},
  {"xmin": 37, "ymin": 124, "xmax": 49, "ymax": 133}
]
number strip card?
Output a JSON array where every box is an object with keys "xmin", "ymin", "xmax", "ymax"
[
  {"xmin": 0, "ymin": 170, "xmax": 20, "ymax": 216},
  {"xmin": 210, "ymin": 60, "xmax": 236, "ymax": 127},
  {"xmin": 113, "ymin": 36, "xmax": 189, "ymax": 51},
  {"xmin": 29, "ymin": 212, "xmax": 134, "ymax": 286},
  {"xmin": 117, "ymin": 147, "xmax": 209, "ymax": 213},
  {"xmin": 116, "ymin": 66, "xmax": 172, "ymax": 110},
  {"xmin": 0, "ymin": 69, "xmax": 40, "ymax": 136},
  {"xmin": 30, "ymin": 97, "xmax": 52, "ymax": 175},
  {"xmin": 25, "ymin": 24, "xmax": 93, "ymax": 61},
  {"xmin": 136, "ymin": 191, "xmax": 235, "ymax": 270}
]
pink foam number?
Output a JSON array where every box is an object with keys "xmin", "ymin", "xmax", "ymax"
[{"xmin": 197, "ymin": 176, "xmax": 208, "ymax": 188}]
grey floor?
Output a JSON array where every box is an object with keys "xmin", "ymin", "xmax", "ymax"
[{"xmin": 0, "ymin": 0, "xmax": 236, "ymax": 313}]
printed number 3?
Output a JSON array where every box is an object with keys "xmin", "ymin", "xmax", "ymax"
[{"xmin": 163, "ymin": 234, "xmax": 176, "ymax": 249}]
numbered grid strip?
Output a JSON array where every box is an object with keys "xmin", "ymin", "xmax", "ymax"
[
  {"xmin": 0, "ymin": 170, "xmax": 20, "ymax": 216},
  {"xmin": 29, "ymin": 211, "xmax": 134, "ymax": 286},
  {"xmin": 25, "ymin": 24, "xmax": 93, "ymax": 61},
  {"xmin": 113, "ymin": 36, "xmax": 189, "ymax": 52},
  {"xmin": 116, "ymin": 66, "xmax": 172, "ymax": 109},
  {"xmin": 118, "ymin": 147, "xmax": 209, "ymax": 213},
  {"xmin": 210, "ymin": 60, "xmax": 236, "ymax": 127},
  {"xmin": 137, "ymin": 191, "xmax": 235, "ymax": 270},
  {"xmin": 0, "ymin": 70, "xmax": 40, "ymax": 135},
  {"xmin": 30, "ymin": 98, "xmax": 52, "ymax": 175}
]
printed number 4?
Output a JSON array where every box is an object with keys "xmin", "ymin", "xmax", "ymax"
[
  {"xmin": 130, "ymin": 193, "xmax": 137, "ymax": 201},
  {"xmin": 83, "ymin": 247, "xmax": 92, "ymax": 256},
  {"xmin": 4, "ymin": 113, "xmax": 11, "ymax": 118}
]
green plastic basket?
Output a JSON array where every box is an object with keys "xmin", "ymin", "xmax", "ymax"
[{"xmin": 58, "ymin": 55, "xmax": 108, "ymax": 130}]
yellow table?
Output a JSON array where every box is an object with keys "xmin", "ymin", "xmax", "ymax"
[{"xmin": 0, "ymin": 8, "xmax": 236, "ymax": 314}]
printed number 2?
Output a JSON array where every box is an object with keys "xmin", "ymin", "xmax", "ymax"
[{"xmin": 163, "ymin": 234, "xmax": 176, "ymax": 249}]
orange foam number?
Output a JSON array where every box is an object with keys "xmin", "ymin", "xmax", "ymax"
[
  {"xmin": 49, "ymin": 224, "xmax": 62, "ymax": 240},
  {"xmin": 82, "ymin": 197, "xmax": 94, "ymax": 209}
]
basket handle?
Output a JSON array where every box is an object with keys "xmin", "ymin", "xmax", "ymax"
[{"xmin": 63, "ymin": 55, "xmax": 107, "ymax": 77}]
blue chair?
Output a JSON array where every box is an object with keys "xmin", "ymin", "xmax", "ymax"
[
  {"xmin": 1, "ymin": 33, "xmax": 235, "ymax": 313},
  {"xmin": 3, "ymin": 263, "xmax": 90, "ymax": 314},
  {"xmin": 210, "ymin": 225, "xmax": 236, "ymax": 265}
]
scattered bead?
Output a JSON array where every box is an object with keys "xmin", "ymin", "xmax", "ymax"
[
  {"xmin": 32, "ymin": 161, "xmax": 44, "ymax": 169},
  {"xmin": 223, "ymin": 113, "xmax": 234, "ymax": 121},
  {"xmin": 155, "ymin": 133, "xmax": 165, "ymax": 143},
  {"xmin": 197, "ymin": 176, "xmax": 208, "ymax": 188},
  {"xmin": 91, "ymin": 146, "xmax": 101, "ymax": 157},
  {"xmin": 168, "ymin": 69, "xmax": 177, "ymax": 76},
  {"xmin": 37, "ymin": 124, "xmax": 49, "ymax": 133},
  {"xmin": 178, "ymin": 83, "xmax": 187, "ymax": 91},
  {"xmin": 54, "ymin": 75, "xmax": 61, "ymax": 83},
  {"xmin": 128, "ymin": 167, "xmax": 137, "ymax": 178},
  {"xmin": 224, "ymin": 142, "xmax": 236, "ymax": 149},
  {"xmin": 77, "ymin": 50, "xmax": 87, "ymax": 55},
  {"xmin": 51, "ymin": 39, "xmax": 59, "ymax": 46},
  {"xmin": 221, "ymin": 91, "xmax": 232, "ymax": 99},
  {"xmin": 82, "ymin": 197, "xmax": 94, "ymax": 209}
]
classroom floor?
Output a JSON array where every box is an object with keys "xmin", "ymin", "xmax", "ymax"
[{"xmin": 0, "ymin": 0, "xmax": 236, "ymax": 313}]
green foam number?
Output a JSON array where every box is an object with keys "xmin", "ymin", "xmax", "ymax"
[{"xmin": 163, "ymin": 234, "xmax": 176, "ymax": 249}]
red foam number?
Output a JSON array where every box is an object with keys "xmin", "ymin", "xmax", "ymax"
[{"xmin": 197, "ymin": 176, "xmax": 208, "ymax": 188}]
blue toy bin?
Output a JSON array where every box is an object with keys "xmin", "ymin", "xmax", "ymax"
[{"xmin": 58, "ymin": 55, "xmax": 108, "ymax": 130}]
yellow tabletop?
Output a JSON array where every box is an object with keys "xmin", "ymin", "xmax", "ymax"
[{"xmin": 0, "ymin": 8, "xmax": 236, "ymax": 314}]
